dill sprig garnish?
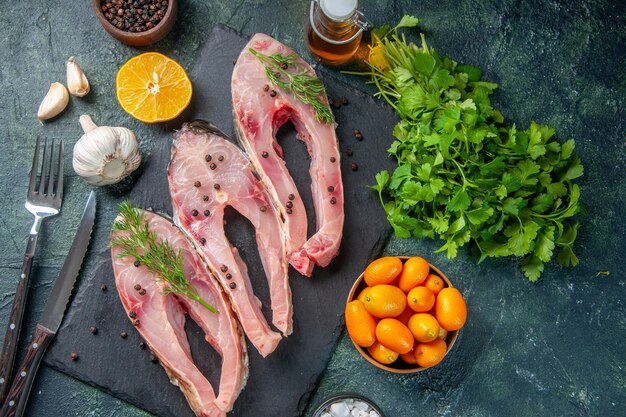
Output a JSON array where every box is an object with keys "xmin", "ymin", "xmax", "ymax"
[
  {"xmin": 111, "ymin": 201, "xmax": 218, "ymax": 313},
  {"xmin": 249, "ymin": 48, "xmax": 333, "ymax": 124}
]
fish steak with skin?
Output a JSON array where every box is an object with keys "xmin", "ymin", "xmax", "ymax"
[
  {"xmin": 232, "ymin": 33, "xmax": 344, "ymax": 277},
  {"xmin": 168, "ymin": 121, "xmax": 292, "ymax": 357},
  {"xmin": 111, "ymin": 210, "xmax": 248, "ymax": 417}
]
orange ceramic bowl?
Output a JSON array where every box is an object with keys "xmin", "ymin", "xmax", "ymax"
[
  {"xmin": 346, "ymin": 256, "xmax": 459, "ymax": 373},
  {"xmin": 92, "ymin": 0, "xmax": 178, "ymax": 46}
]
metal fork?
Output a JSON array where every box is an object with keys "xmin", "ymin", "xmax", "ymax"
[{"xmin": 0, "ymin": 138, "xmax": 63, "ymax": 404}]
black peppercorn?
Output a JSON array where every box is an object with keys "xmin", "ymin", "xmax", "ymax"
[
  {"xmin": 330, "ymin": 157, "xmax": 336, "ymax": 163},
  {"xmin": 139, "ymin": 289, "xmax": 146, "ymax": 296},
  {"xmin": 210, "ymin": 163, "xmax": 217, "ymax": 170},
  {"xmin": 270, "ymin": 90, "xmax": 277, "ymax": 97},
  {"xmin": 286, "ymin": 208, "xmax": 293, "ymax": 214},
  {"xmin": 261, "ymin": 151, "xmax": 269, "ymax": 158},
  {"xmin": 229, "ymin": 282, "xmax": 237, "ymax": 289},
  {"xmin": 199, "ymin": 237, "xmax": 206, "ymax": 245},
  {"xmin": 194, "ymin": 181, "xmax": 201, "ymax": 187},
  {"xmin": 288, "ymin": 193, "xmax": 295, "ymax": 200},
  {"xmin": 286, "ymin": 201, "xmax": 293, "ymax": 209},
  {"xmin": 328, "ymin": 185, "xmax": 335, "ymax": 192},
  {"xmin": 203, "ymin": 195, "xmax": 209, "ymax": 201},
  {"xmin": 133, "ymin": 260, "xmax": 141, "ymax": 268},
  {"xmin": 353, "ymin": 129, "xmax": 363, "ymax": 140},
  {"xmin": 330, "ymin": 197, "xmax": 337, "ymax": 205},
  {"xmin": 120, "ymin": 331, "xmax": 128, "ymax": 339},
  {"xmin": 90, "ymin": 326, "xmax": 98, "ymax": 335},
  {"xmin": 221, "ymin": 265, "xmax": 228, "ymax": 272},
  {"xmin": 226, "ymin": 273, "xmax": 232, "ymax": 279},
  {"xmin": 346, "ymin": 148, "xmax": 353, "ymax": 156},
  {"xmin": 150, "ymin": 354, "xmax": 158, "ymax": 363},
  {"xmin": 129, "ymin": 311, "xmax": 137, "ymax": 319},
  {"xmin": 139, "ymin": 341, "xmax": 146, "ymax": 350},
  {"xmin": 263, "ymin": 84, "xmax": 270, "ymax": 92},
  {"xmin": 205, "ymin": 154, "xmax": 212, "ymax": 162},
  {"xmin": 213, "ymin": 184, "xmax": 221, "ymax": 190},
  {"xmin": 260, "ymin": 205, "xmax": 267, "ymax": 212},
  {"xmin": 218, "ymin": 155, "xmax": 224, "ymax": 161},
  {"xmin": 351, "ymin": 162, "xmax": 359, "ymax": 171},
  {"xmin": 70, "ymin": 352, "xmax": 79, "ymax": 361},
  {"xmin": 191, "ymin": 209, "xmax": 199, "ymax": 216},
  {"xmin": 133, "ymin": 319, "xmax": 140, "ymax": 326},
  {"xmin": 101, "ymin": 284, "xmax": 108, "ymax": 292},
  {"xmin": 134, "ymin": 284, "xmax": 141, "ymax": 291}
]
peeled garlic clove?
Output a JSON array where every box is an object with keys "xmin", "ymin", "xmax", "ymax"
[
  {"xmin": 66, "ymin": 56, "xmax": 90, "ymax": 97},
  {"xmin": 72, "ymin": 115, "xmax": 141, "ymax": 186},
  {"xmin": 37, "ymin": 82, "xmax": 69, "ymax": 121}
]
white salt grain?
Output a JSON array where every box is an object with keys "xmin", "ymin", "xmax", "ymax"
[
  {"xmin": 353, "ymin": 401, "xmax": 369, "ymax": 411},
  {"xmin": 330, "ymin": 402, "xmax": 351, "ymax": 417}
]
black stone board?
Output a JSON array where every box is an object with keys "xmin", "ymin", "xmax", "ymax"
[{"xmin": 43, "ymin": 25, "xmax": 398, "ymax": 417}]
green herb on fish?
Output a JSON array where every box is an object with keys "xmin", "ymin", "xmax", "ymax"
[
  {"xmin": 250, "ymin": 48, "xmax": 333, "ymax": 124},
  {"xmin": 348, "ymin": 16, "xmax": 584, "ymax": 281},
  {"xmin": 112, "ymin": 201, "xmax": 218, "ymax": 313}
]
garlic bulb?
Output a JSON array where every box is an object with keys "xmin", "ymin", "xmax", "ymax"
[
  {"xmin": 73, "ymin": 115, "xmax": 141, "ymax": 186},
  {"xmin": 37, "ymin": 82, "xmax": 69, "ymax": 121},
  {"xmin": 66, "ymin": 57, "xmax": 90, "ymax": 97}
]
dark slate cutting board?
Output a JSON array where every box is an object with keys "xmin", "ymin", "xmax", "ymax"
[{"xmin": 44, "ymin": 25, "xmax": 398, "ymax": 417}]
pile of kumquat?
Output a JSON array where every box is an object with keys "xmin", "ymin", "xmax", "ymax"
[{"xmin": 345, "ymin": 256, "xmax": 467, "ymax": 369}]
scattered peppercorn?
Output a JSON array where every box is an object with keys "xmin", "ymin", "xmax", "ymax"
[
  {"xmin": 101, "ymin": 284, "xmax": 108, "ymax": 292},
  {"xmin": 260, "ymin": 205, "xmax": 267, "ymax": 212},
  {"xmin": 288, "ymin": 193, "xmax": 295, "ymax": 200},
  {"xmin": 229, "ymin": 282, "xmax": 237, "ymax": 289},
  {"xmin": 346, "ymin": 148, "xmax": 353, "ymax": 156},
  {"xmin": 203, "ymin": 195, "xmax": 209, "ymax": 201},
  {"xmin": 261, "ymin": 151, "xmax": 269, "ymax": 158},
  {"xmin": 351, "ymin": 162, "xmax": 359, "ymax": 171},
  {"xmin": 120, "ymin": 331, "xmax": 128, "ymax": 339},
  {"xmin": 205, "ymin": 154, "xmax": 212, "ymax": 162},
  {"xmin": 199, "ymin": 238, "xmax": 207, "ymax": 245},
  {"xmin": 280, "ymin": 62, "xmax": 288, "ymax": 70},
  {"xmin": 134, "ymin": 284, "xmax": 141, "ymax": 291},
  {"xmin": 330, "ymin": 157, "xmax": 336, "ymax": 163},
  {"xmin": 328, "ymin": 185, "xmax": 335, "ymax": 192},
  {"xmin": 226, "ymin": 273, "xmax": 232, "ymax": 279},
  {"xmin": 213, "ymin": 183, "xmax": 221, "ymax": 190},
  {"xmin": 133, "ymin": 319, "xmax": 141, "ymax": 326},
  {"xmin": 210, "ymin": 163, "xmax": 217, "ymax": 170},
  {"xmin": 270, "ymin": 90, "xmax": 277, "ymax": 97},
  {"xmin": 221, "ymin": 265, "xmax": 228, "ymax": 272},
  {"xmin": 263, "ymin": 84, "xmax": 270, "ymax": 92},
  {"xmin": 218, "ymin": 155, "xmax": 224, "ymax": 162},
  {"xmin": 101, "ymin": 0, "xmax": 169, "ymax": 34},
  {"xmin": 286, "ymin": 201, "xmax": 293, "ymax": 209},
  {"xmin": 133, "ymin": 260, "xmax": 141, "ymax": 268},
  {"xmin": 353, "ymin": 129, "xmax": 363, "ymax": 140},
  {"xmin": 204, "ymin": 210, "xmax": 210, "ymax": 216},
  {"xmin": 330, "ymin": 197, "xmax": 337, "ymax": 205},
  {"xmin": 139, "ymin": 341, "xmax": 146, "ymax": 350},
  {"xmin": 139, "ymin": 289, "xmax": 146, "ymax": 296},
  {"xmin": 191, "ymin": 209, "xmax": 199, "ymax": 216},
  {"xmin": 129, "ymin": 311, "xmax": 137, "ymax": 319},
  {"xmin": 70, "ymin": 352, "xmax": 79, "ymax": 361},
  {"xmin": 194, "ymin": 181, "xmax": 201, "ymax": 187},
  {"xmin": 286, "ymin": 208, "xmax": 293, "ymax": 214},
  {"xmin": 150, "ymin": 354, "xmax": 158, "ymax": 363},
  {"xmin": 90, "ymin": 326, "xmax": 98, "ymax": 335}
]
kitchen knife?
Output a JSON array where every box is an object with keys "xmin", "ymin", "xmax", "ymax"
[{"xmin": 0, "ymin": 191, "xmax": 96, "ymax": 417}]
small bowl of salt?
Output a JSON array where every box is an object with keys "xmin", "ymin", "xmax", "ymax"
[{"xmin": 312, "ymin": 392, "xmax": 386, "ymax": 417}]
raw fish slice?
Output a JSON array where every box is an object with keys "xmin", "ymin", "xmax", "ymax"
[
  {"xmin": 232, "ymin": 33, "xmax": 344, "ymax": 277},
  {"xmin": 169, "ymin": 121, "xmax": 291, "ymax": 356},
  {"xmin": 111, "ymin": 210, "xmax": 247, "ymax": 416}
]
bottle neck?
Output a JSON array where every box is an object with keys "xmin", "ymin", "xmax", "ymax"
[{"xmin": 309, "ymin": 0, "xmax": 369, "ymax": 45}]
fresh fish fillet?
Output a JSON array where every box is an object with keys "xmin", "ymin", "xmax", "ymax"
[
  {"xmin": 232, "ymin": 33, "xmax": 344, "ymax": 277},
  {"xmin": 111, "ymin": 210, "xmax": 248, "ymax": 416},
  {"xmin": 168, "ymin": 121, "xmax": 291, "ymax": 357}
]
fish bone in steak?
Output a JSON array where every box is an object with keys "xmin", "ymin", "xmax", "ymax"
[
  {"xmin": 168, "ymin": 121, "xmax": 291, "ymax": 357},
  {"xmin": 232, "ymin": 33, "xmax": 344, "ymax": 277},
  {"xmin": 111, "ymin": 210, "xmax": 248, "ymax": 417}
]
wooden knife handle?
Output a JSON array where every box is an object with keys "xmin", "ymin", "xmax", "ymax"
[
  {"xmin": 0, "ymin": 324, "xmax": 53, "ymax": 417},
  {"xmin": 0, "ymin": 235, "xmax": 37, "ymax": 404}
]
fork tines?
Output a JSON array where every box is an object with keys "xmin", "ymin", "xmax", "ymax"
[{"xmin": 29, "ymin": 137, "xmax": 64, "ymax": 203}]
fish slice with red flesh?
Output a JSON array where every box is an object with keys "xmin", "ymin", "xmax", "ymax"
[
  {"xmin": 111, "ymin": 210, "xmax": 248, "ymax": 416},
  {"xmin": 232, "ymin": 33, "xmax": 344, "ymax": 277},
  {"xmin": 168, "ymin": 121, "xmax": 291, "ymax": 356}
]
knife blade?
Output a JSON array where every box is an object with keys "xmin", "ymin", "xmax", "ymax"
[{"xmin": 0, "ymin": 191, "xmax": 96, "ymax": 417}]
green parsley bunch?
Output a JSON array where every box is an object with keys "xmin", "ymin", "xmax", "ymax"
[{"xmin": 356, "ymin": 17, "xmax": 584, "ymax": 281}]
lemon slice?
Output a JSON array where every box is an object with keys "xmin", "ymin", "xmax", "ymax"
[{"xmin": 116, "ymin": 52, "xmax": 192, "ymax": 123}]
